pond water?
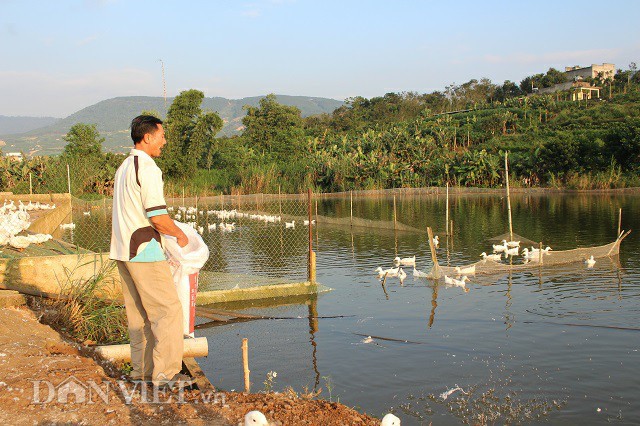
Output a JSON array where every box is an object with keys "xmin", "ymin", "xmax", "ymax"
[{"xmin": 66, "ymin": 192, "xmax": 640, "ymax": 424}]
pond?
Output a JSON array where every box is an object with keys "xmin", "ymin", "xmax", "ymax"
[
  {"xmin": 195, "ymin": 192, "xmax": 640, "ymax": 425},
  {"xmin": 66, "ymin": 192, "xmax": 640, "ymax": 424}
]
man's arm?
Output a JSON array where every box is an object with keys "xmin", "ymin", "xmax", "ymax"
[{"xmin": 150, "ymin": 214, "xmax": 188, "ymax": 247}]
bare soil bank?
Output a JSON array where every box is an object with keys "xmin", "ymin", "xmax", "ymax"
[{"xmin": 0, "ymin": 304, "xmax": 381, "ymax": 425}]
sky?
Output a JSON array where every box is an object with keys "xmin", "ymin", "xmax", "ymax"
[{"xmin": 1, "ymin": 0, "xmax": 639, "ymax": 117}]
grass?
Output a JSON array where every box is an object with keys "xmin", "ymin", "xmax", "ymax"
[{"xmin": 41, "ymin": 259, "xmax": 129, "ymax": 345}]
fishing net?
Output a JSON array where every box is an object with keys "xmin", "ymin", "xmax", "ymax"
[{"xmin": 427, "ymin": 230, "xmax": 630, "ymax": 279}]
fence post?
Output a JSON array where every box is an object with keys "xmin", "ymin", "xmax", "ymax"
[
  {"xmin": 308, "ymin": 189, "xmax": 315, "ymax": 283},
  {"xmin": 242, "ymin": 338, "xmax": 250, "ymax": 393},
  {"xmin": 66, "ymin": 164, "xmax": 71, "ymax": 195},
  {"xmin": 29, "ymin": 173, "xmax": 33, "ymax": 195}
]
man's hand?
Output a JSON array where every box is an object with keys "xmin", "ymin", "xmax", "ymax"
[
  {"xmin": 177, "ymin": 233, "xmax": 188, "ymax": 248},
  {"xmin": 150, "ymin": 214, "xmax": 189, "ymax": 247}
]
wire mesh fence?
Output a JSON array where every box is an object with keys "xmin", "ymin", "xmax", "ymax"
[{"xmin": 1, "ymin": 160, "xmax": 315, "ymax": 291}]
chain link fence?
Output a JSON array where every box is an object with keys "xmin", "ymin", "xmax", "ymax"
[{"xmin": 2, "ymin": 158, "xmax": 314, "ymax": 292}]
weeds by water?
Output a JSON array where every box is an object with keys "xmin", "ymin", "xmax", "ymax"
[{"xmin": 41, "ymin": 259, "xmax": 128, "ymax": 345}]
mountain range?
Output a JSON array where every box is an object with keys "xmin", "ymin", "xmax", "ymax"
[{"xmin": 0, "ymin": 95, "xmax": 344, "ymax": 156}]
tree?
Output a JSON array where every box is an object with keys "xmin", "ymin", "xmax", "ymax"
[
  {"xmin": 159, "ymin": 89, "xmax": 223, "ymax": 177},
  {"xmin": 62, "ymin": 123, "xmax": 104, "ymax": 158},
  {"xmin": 242, "ymin": 94, "xmax": 305, "ymax": 160}
]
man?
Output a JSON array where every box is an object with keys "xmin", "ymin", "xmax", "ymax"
[{"xmin": 110, "ymin": 115, "xmax": 190, "ymax": 388}]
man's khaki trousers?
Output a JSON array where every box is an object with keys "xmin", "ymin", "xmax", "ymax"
[{"xmin": 116, "ymin": 260, "xmax": 183, "ymax": 385}]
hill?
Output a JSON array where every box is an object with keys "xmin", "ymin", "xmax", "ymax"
[
  {"xmin": 0, "ymin": 116, "xmax": 60, "ymax": 136},
  {"xmin": 0, "ymin": 95, "xmax": 343, "ymax": 155}
]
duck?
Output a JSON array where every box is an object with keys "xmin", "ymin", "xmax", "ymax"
[
  {"xmin": 444, "ymin": 275, "xmax": 470, "ymax": 291},
  {"xmin": 492, "ymin": 240, "xmax": 508, "ymax": 253},
  {"xmin": 433, "ymin": 235, "xmax": 439, "ymax": 248},
  {"xmin": 585, "ymin": 255, "xmax": 596, "ymax": 268},
  {"xmin": 197, "ymin": 226, "xmax": 204, "ymax": 235},
  {"xmin": 83, "ymin": 211, "xmax": 91, "ymax": 216},
  {"xmin": 413, "ymin": 268, "xmax": 428, "ymax": 278},
  {"xmin": 505, "ymin": 246, "xmax": 519, "ymax": 257},
  {"xmin": 375, "ymin": 266, "xmax": 399, "ymax": 278},
  {"xmin": 303, "ymin": 219, "xmax": 316, "ymax": 225},
  {"xmin": 480, "ymin": 252, "xmax": 502, "ymax": 261},
  {"xmin": 381, "ymin": 413, "xmax": 401, "ymax": 425},
  {"xmin": 285, "ymin": 221, "xmax": 295, "ymax": 228},
  {"xmin": 393, "ymin": 255, "xmax": 416, "ymax": 266},
  {"xmin": 506, "ymin": 240, "xmax": 520, "ymax": 248},
  {"xmin": 207, "ymin": 223, "xmax": 217, "ymax": 231},
  {"xmin": 530, "ymin": 246, "xmax": 552, "ymax": 254},
  {"xmin": 9, "ymin": 235, "xmax": 31, "ymax": 250},
  {"xmin": 397, "ymin": 268, "xmax": 407, "ymax": 284},
  {"xmin": 455, "ymin": 265, "xmax": 475, "ymax": 275},
  {"xmin": 243, "ymin": 410, "xmax": 269, "ymax": 426}
]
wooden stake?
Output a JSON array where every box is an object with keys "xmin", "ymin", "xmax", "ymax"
[
  {"xmin": 393, "ymin": 195, "xmax": 397, "ymax": 231},
  {"xmin": 350, "ymin": 190, "xmax": 353, "ymax": 227},
  {"xmin": 427, "ymin": 226, "xmax": 440, "ymax": 279},
  {"xmin": 29, "ymin": 173, "xmax": 33, "ymax": 195},
  {"xmin": 538, "ymin": 242, "xmax": 543, "ymax": 264},
  {"xmin": 445, "ymin": 182, "xmax": 449, "ymax": 236},
  {"xmin": 278, "ymin": 185, "xmax": 282, "ymax": 216},
  {"xmin": 618, "ymin": 208, "xmax": 622, "ymax": 236},
  {"xmin": 242, "ymin": 338, "xmax": 250, "ymax": 393},
  {"xmin": 308, "ymin": 189, "xmax": 313, "ymax": 282},
  {"xmin": 66, "ymin": 164, "xmax": 71, "ymax": 195},
  {"xmin": 505, "ymin": 152, "xmax": 513, "ymax": 242}
]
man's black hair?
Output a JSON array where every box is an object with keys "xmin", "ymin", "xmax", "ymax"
[{"xmin": 131, "ymin": 115, "xmax": 163, "ymax": 144}]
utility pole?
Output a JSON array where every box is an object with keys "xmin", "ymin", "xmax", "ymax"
[{"xmin": 159, "ymin": 59, "xmax": 167, "ymax": 110}]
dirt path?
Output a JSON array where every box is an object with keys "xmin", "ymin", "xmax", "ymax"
[{"xmin": 0, "ymin": 306, "xmax": 382, "ymax": 425}]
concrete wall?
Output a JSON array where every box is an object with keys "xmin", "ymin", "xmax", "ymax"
[{"xmin": 565, "ymin": 63, "xmax": 615, "ymax": 81}]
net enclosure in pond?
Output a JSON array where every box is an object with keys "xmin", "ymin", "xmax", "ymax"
[{"xmin": 426, "ymin": 230, "xmax": 630, "ymax": 279}]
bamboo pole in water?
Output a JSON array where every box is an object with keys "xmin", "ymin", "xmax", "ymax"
[
  {"xmin": 505, "ymin": 152, "xmax": 513, "ymax": 242},
  {"xmin": 618, "ymin": 208, "xmax": 622, "ymax": 236},
  {"xmin": 350, "ymin": 190, "xmax": 353, "ymax": 227},
  {"xmin": 445, "ymin": 183, "xmax": 449, "ymax": 236},
  {"xmin": 393, "ymin": 194, "xmax": 397, "ymax": 231},
  {"xmin": 242, "ymin": 338, "xmax": 250, "ymax": 393},
  {"xmin": 427, "ymin": 226, "xmax": 440, "ymax": 278}
]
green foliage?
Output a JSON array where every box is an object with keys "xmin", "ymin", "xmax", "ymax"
[
  {"xmin": 62, "ymin": 123, "xmax": 104, "ymax": 158},
  {"xmin": 159, "ymin": 90, "xmax": 224, "ymax": 178},
  {"xmin": 242, "ymin": 94, "xmax": 305, "ymax": 161}
]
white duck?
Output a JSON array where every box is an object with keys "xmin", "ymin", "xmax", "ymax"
[
  {"xmin": 413, "ymin": 268, "xmax": 428, "ymax": 278},
  {"xmin": 285, "ymin": 221, "xmax": 295, "ymax": 229},
  {"xmin": 433, "ymin": 235, "xmax": 439, "ymax": 248},
  {"xmin": 480, "ymin": 252, "xmax": 502, "ymax": 261},
  {"xmin": 243, "ymin": 410, "xmax": 269, "ymax": 426},
  {"xmin": 530, "ymin": 246, "xmax": 552, "ymax": 254},
  {"xmin": 455, "ymin": 265, "xmax": 475, "ymax": 275},
  {"xmin": 9, "ymin": 235, "xmax": 31, "ymax": 250},
  {"xmin": 381, "ymin": 413, "xmax": 401, "ymax": 425},
  {"xmin": 394, "ymin": 255, "xmax": 415, "ymax": 267},
  {"xmin": 444, "ymin": 275, "xmax": 470, "ymax": 291},
  {"xmin": 505, "ymin": 246, "xmax": 519, "ymax": 257},
  {"xmin": 585, "ymin": 255, "xmax": 596, "ymax": 268},
  {"xmin": 492, "ymin": 240, "xmax": 508, "ymax": 253},
  {"xmin": 375, "ymin": 266, "xmax": 399, "ymax": 278},
  {"xmin": 506, "ymin": 240, "xmax": 520, "ymax": 248}
]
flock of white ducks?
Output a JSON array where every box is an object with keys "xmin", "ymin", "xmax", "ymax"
[
  {"xmin": 168, "ymin": 207, "xmax": 312, "ymax": 234},
  {"xmin": 0, "ymin": 200, "xmax": 54, "ymax": 250}
]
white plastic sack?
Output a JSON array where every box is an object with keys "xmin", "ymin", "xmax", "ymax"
[{"xmin": 163, "ymin": 221, "xmax": 210, "ymax": 337}]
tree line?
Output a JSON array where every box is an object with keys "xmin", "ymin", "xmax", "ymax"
[{"xmin": 1, "ymin": 64, "xmax": 639, "ymax": 196}]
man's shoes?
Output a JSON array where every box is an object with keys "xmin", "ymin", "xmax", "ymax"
[{"xmin": 154, "ymin": 373, "xmax": 193, "ymax": 391}]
